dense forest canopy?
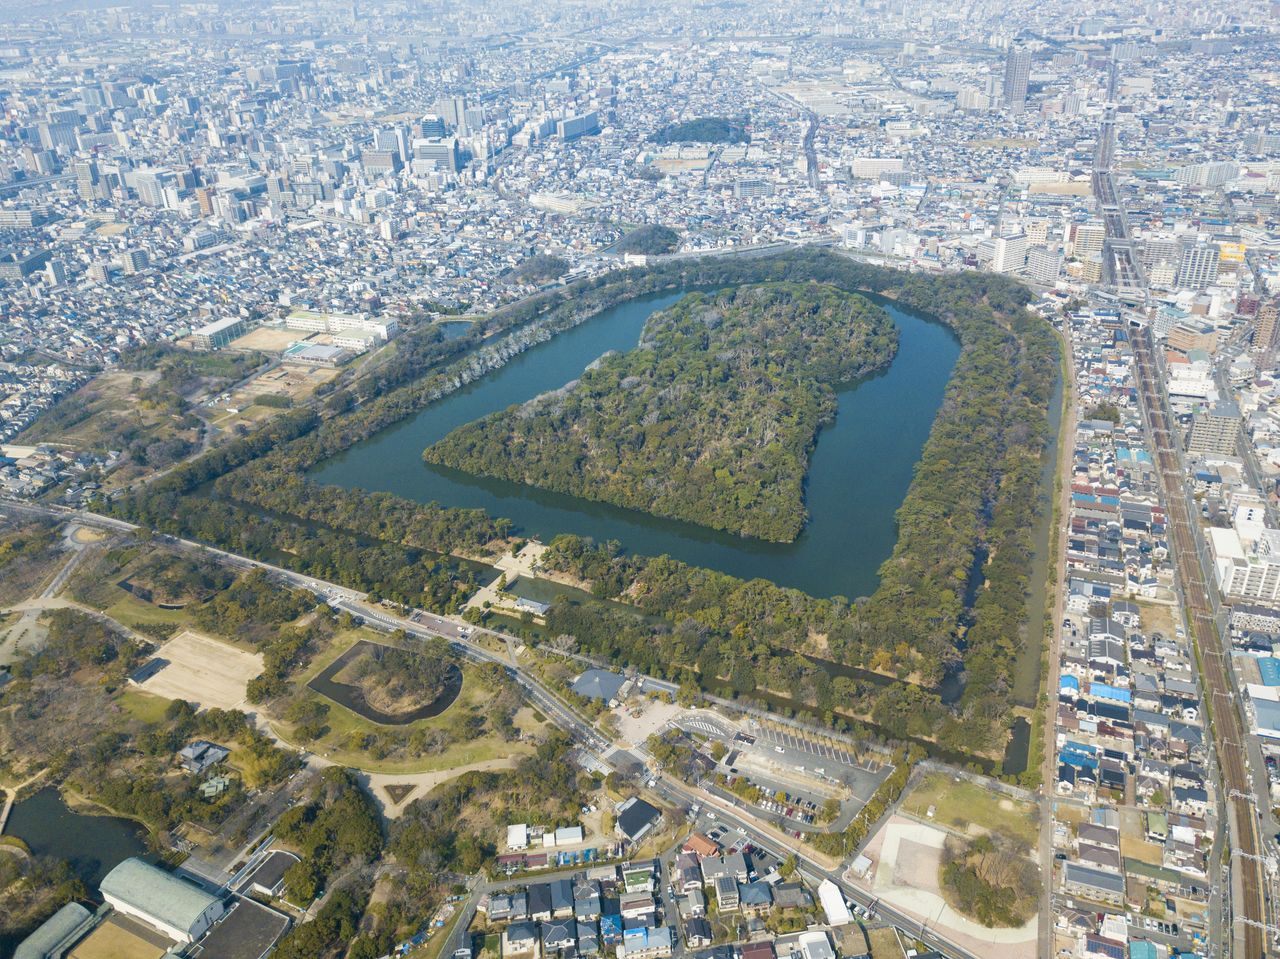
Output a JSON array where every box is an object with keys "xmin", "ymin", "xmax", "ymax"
[
  {"xmin": 649, "ymin": 116, "xmax": 751, "ymax": 144},
  {"xmin": 615, "ymin": 224, "xmax": 680, "ymax": 255},
  {"xmin": 106, "ymin": 248, "xmax": 1058, "ymax": 767},
  {"xmin": 424, "ymin": 282, "xmax": 897, "ymax": 542}
]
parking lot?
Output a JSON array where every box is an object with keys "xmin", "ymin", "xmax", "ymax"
[
  {"xmin": 673, "ymin": 712, "xmax": 890, "ymax": 837},
  {"xmin": 753, "ymin": 724, "xmax": 865, "ymax": 768},
  {"xmin": 694, "ymin": 811, "xmax": 785, "ymax": 877}
]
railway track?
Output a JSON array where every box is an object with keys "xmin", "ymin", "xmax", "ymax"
[{"xmin": 1131, "ymin": 329, "xmax": 1269, "ymax": 958}]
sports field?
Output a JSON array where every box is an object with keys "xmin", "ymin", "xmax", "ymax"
[{"xmin": 137, "ymin": 630, "xmax": 263, "ymax": 710}]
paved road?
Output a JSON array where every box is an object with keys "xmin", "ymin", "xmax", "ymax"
[
  {"xmin": 1038, "ymin": 323, "xmax": 1077, "ymax": 959},
  {"xmin": 0, "ymin": 498, "xmax": 982, "ymax": 959}
]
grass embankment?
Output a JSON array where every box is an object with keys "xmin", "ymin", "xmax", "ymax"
[{"xmin": 899, "ymin": 772, "xmax": 1038, "ymax": 848}]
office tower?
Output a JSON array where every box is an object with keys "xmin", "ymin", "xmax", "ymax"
[
  {"xmin": 373, "ymin": 128, "xmax": 401, "ymax": 154},
  {"xmin": 413, "ymin": 138, "xmax": 460, "ymax": 174},
  {"xmin": 1176, "ymin": 241, "xmax": 1219, "ymax": 291},
  {"xmin": 433, "ymin": 95, "xmax": 467, "ymax": 129},
  {"xmin": 362, "ymin": 149, "xmax": 401, "ymax": 176},
  {"xmin": 1003, "ymin": 45, "xmax": 1031, "ymax": 113},
  {"xmin": 419, "ymin": 115, "xmax": 446, "ymax": 138},
  {"xmin": 131, "ymin": 168, "xmax": 176, "ymax": 207},
  {"xmin": 461, "ymin": 106, "xmax": 486, "ymax": 133}
]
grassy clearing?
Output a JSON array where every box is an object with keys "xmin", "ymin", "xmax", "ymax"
[
  {"xmin": 117, "ymin": 688, "xmax": 173, "ymax": 724},
  {"xmin": 295, "ymin": 629, "xmax": 363, "ymax": 684},
  {"xmin": 865, "ymin": 926, "xmax": 904, "ymax": 959},
  {"xmin": 278, "ymin": 718, "xmax": 533, "ymax": 775},
  {"xmin": 104, "ymin": 593, "xmax": 191, "ymax": 631},
  {"xmin": 273, "ymin": 633, "xmax": 536, "ymax": 774},
  {"xmin": 899, "ymin": 772, "xmax": 1039, "ymax": 847}
]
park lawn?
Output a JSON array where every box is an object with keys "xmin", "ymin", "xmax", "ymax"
[
  {"xmin": 900, "ymin": 772, "xmax": 1039, "ymax": 848},
  {"xmin": 277, "ymin": 647, "xmax": 534, "ymax": 774},
  {"xmin": 294, "ymin": 629, "xmax": 365, "ymax": 685},
  {"xmin": 105, "ymin": 592, "xmax": 191, "ymax": 631},
  {"xmin": 278, "ymin": 714, "xmax": 533, "ymax": 775},
  {"xmin": 20, "ymin": 370, "xmax": 199, "ymax": 490},
  {"xmin": 117, "ymin": 687, "xmax": 173, "ymax": 724}
]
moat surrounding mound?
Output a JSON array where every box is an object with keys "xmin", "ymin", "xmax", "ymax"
[
  {"xmin": 422, "ymin": 282, "xmax": 898, "ymax": 542},
  {"xmin": 311, "ymin": 638, "xmax": 463, "ymax": 724}
]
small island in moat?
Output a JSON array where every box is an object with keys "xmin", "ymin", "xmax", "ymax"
[{"xmin": 423, "ymin": 282, "xmax": 899, "ymax": 542}]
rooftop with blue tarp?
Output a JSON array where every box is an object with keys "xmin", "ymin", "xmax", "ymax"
[{"xmin": 1258, "ymin": 657, "xmax": 1280, "ymax": 687}]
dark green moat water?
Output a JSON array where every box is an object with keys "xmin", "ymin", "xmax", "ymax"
[{"xmin": 310, "ymin": 290, "xmax": 960, "ymax": 600}]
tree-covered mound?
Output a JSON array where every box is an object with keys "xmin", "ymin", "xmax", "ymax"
[
  {"xmin": 940, "ymin": 834, "xmax": 1040, "ymax": 928},
  {"xmin": 650, "ymin": 116, "xmax": 750, "ymax": 144},
  {"xmin": 616, "ymin": 224, "xmax": 680, "ymax": 255},
  {"xmin": 422, "ymin": 282, "xmax": 897, "ymax": 542}
]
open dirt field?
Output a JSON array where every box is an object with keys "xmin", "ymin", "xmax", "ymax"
[
  {"xmin": 231, "ymin": 327, "xmax": 307, "ymax": 352},
  {"xmin": 69, "ymin": 916, "xmax": 169, "ymax": 959},
  {"xmin": 137, "ymin": 630, "xmax": 263, "ymax": 711}
]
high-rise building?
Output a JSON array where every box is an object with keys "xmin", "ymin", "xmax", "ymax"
[
  {"xmin": 130, "ymin": 168, "xmax": 176, "ymax": 207},
  {"xmin": 1253, "ymin": 300, "xmax": 1280, "ymax": 364},
  {"xmin": 1188, "ymin": 401, "xmax": 1241, "ymax": 455},
  {"xmin": 1027, "ymin": 246, "xmax": 1063, "ymax": 284},
  {"xmin": 1174, "ymin": 161, "xmax": 1239, "ymax": 188},
  {"xmin": 412, "ymin": 138, "xmax": 460, "ymax": 174},
  {"xmin": 120, "ymin": 249, "xmax": 149, "ymax": 274},
  {"xmin": 1003, "ymin": 45, "xmax": 1031, "ymax": 113},
  {"xmin": 733, "ymin": 179, "xmax": 773, "ymax": 199},
  {"xmin": 1071, "ymin": 223, "xmax": 1106, "ymax": 257},
  {"xmin": 419, "ymin": 115, "xmax": 447, "ymax": 138},
  {"xmin": 1176, "ymin": 241, "xmax": 1220, "ymax": 290},
  {"xmin": 556, "ymin": 111, "xmax": 600, "ymax": 141},
  {"xmin": 37, "ymin": 120, "xmax": 78, "ymax": 153},
  {"xmin": 991, "ymin": 234, "xmax": 1028, "ymax": 273},
  {"xmin": 433, "ymin": 95, "xmax": 467, "ymax": 129},
  {"xmin": 74, "ymin": 160, "xmax": 104, "ymax": 201},
  {"xmin": 362, "ymin": 149, "xmax": 402, "ymax": 176}
]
